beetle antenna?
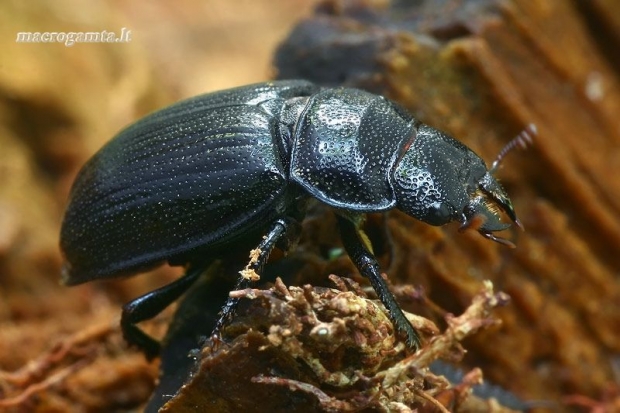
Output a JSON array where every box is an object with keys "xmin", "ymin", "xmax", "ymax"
[{"xmin": 489, "ymin": 123, "xmax": 536, "ymax": 174}]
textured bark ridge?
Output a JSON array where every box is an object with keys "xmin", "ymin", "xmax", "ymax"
[
  {"xmin": 275, "ymin": 0, "xmax": 620, "ymax": 405},
  {"xmin": 156, "ymin": 277, "xmax": 522, "ymax": 413}
]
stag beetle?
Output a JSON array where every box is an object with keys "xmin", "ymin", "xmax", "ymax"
[{"xmin": 60, "ymin": 80, "xmax": 533, "ymax": 358}]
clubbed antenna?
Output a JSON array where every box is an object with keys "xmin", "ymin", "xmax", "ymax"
[{"xmin": 489, "ymin": 123, "xmax": 536, "ymax": 174}]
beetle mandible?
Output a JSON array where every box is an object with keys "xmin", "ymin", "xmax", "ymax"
[{"xmin": 60, "ymin": 80, "xmax": 530, "ymax": 358}]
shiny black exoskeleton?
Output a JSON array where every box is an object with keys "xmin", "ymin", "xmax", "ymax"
[{"xmin": 60, "ymin": 80, "xmax": 522, "ymax": 358}]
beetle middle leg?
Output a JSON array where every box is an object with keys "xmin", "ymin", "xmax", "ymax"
[
  {"xmin": 121, "ymin": 264, "xmax": 206, "ymax": 359},
  {"xmin": 211, "ymin": 217, "xmax": 301, "ymax": 340},
  {"xmin": 336, "ymin": 215, "xmax": 421, "ymax": 349}
]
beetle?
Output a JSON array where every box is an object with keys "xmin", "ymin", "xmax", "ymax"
[{"xmin": 60, "ymin": 80, "xmax": 531, "ymax": 359}]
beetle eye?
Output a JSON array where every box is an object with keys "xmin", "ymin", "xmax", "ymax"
[{"xmin": 425, "ymin": 202, "xmax": 452, "ymax": 226}]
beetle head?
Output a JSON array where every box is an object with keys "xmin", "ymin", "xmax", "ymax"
[{"xmin": 393, "ymin": 124, "xmax": 525, "ymax": 247}]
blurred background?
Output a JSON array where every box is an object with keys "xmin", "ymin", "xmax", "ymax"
[{"xmin": 1, "ymin": 0, "xmax": 620, "ymax": 412}]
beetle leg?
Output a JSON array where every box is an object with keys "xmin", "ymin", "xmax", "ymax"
[
  {"xmin": 121, "ymin": 264, "xmax": 206, "ymax": 359},
  {"xmin": 336, "ymin": 215, "xmax": 421, "ymax": 350},
  {"xmin": 211, "ymin": 218, "xmax": 297, "ymax": 340}
]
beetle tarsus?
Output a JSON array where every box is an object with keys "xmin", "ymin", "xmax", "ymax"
[
  {"xmin": 336, "ymin": 215, "xmax": 422, "ymax": 350},
  {"xmin": 121, "ymin": 264, "xmax": 205, "ymax": 359}
]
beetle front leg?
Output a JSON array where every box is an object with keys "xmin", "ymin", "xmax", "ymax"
[
  {"xmin": 121, "ymin": 264, "xmax": 205, "ymax": 359},
  {"xmin": 336, "ymin": 215, "xmax": 421, "ymax": 350},
  {"xmin": 211, "ymin": 217, "xmax": 300, "ymax": 339}
]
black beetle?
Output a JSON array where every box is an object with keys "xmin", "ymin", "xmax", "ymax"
[{"xmin": 60, "ymin": 80, "xmax": 529, "ymax": 358}]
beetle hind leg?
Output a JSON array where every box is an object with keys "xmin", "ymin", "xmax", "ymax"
[
  {"xmin": 121, "ymin": 265, "xmax": 205, "ymax": 359},
  {"xmin": 336, "ymin": 215, "xmax": 422, "ymax": 350}
]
